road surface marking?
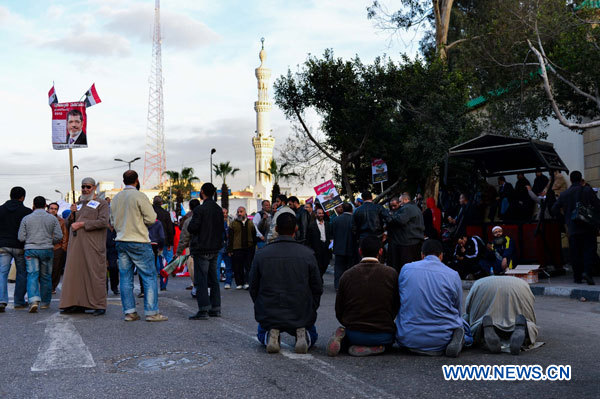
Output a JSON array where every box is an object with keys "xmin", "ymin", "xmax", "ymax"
[{"xmin": 31, "ymin": 312, "xmax": 96, "ymax": 372}]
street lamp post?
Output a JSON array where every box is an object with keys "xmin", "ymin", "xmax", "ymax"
[
  {"xmin": 114, "ymin": 157, "xmax": 141, "ymax": 170},
  {"xmin": 210, "ymin": 148, "xmax": 216, "ymax": 184}
]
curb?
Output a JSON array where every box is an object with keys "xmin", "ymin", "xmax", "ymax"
[{"xmin": 461, "ymin": 280, "xmax": 600, "ymax": 302}]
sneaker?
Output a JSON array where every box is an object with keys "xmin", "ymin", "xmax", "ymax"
[
  {"xmin": 0, "ymin": 303, "xmax": 6, "ymax": 312},
  {"xmin": 510, "ymin": 314, "xmax": 527, "ymax": 355},
  {"xmin": 146, "ymin": 313, "xmax": 168, "ymax": 322},
  {"xmin": 243, "ymin": 284, "xmax": 250, "ymax": 290},
  {"xmin": 224, "ymin": 284, "xmax": 231, "ymax": 289},
  {"xmin": 266, "ymin": 329, "xmax": 280, "ymax": 353},
  {"xmin": 295, "ymin": 328, "xmax": 309, "ymax": 354},
  {"xmin": 29, "ymin": 301, "xmax": 39, "ymax": 313},
  {"xmin": 124, "ymin": 312, "xmax": 140, "ymax": 322},
  {"xmin": 326, "ymin": 326, "xmax": 346, "ymax": 357},
  {"xmin": 482, "ymin": 315, "xmax": 501, "ymax": 353},
  {"xmin": 445, "ymin": 328, "xmax": 465, "ymax": 358},
  {"xmin": 348, "ymin": 345, "xmax": 385, "ymax": 357},
  {"xmin": 235, "ymin": 285, "xmax": 243, "ymax": 290},
  {"xmin": 40, "ymin": 303, "xmax": 50, "ymax": 310}
]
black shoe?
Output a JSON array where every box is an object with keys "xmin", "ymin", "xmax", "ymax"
[
  {"xmin": 510, "ymin": 314, "xmax": 527, "ymax": 355},
  {"xmin": 160, "ymin": 288, "xmax": 166, "ymax": 291},
  {"xmin": 91, "ymin": 309, "xmax": 106, "ymax": 316},
  {"xmin": 445, "ymin": 328, "xmax": 464, "ymax": 358},
  {"xmin": 112, "ymin": 290, "xmax": 120, "ymax": 295},
  {"xmin": 482, "ymin": 315, "xmax": 501, "ymax": 353},
  {"xmin": 582, "ymin": 273, "xmax": 595, "ymax": 285},
  {"xmin": 60, "ymin": 306, "xmax": 86, "ymax": 314},
  {"xmin": 208, "ymin": 310, "xmax": 221, "ymax": 317},
  {"xmin": 189, "ymin": 311, "xmax": 209, "ymax": 320}
]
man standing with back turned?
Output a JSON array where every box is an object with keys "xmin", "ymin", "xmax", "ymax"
[
  {"xmin": 0, "ymin": 186, "xmax": 32, "ymax": 312},
  {"xmin": 110, "ymin": 170, "xmax": 167, "ymax": 322},
  {"xmin": 187, "ymin": 183, "xmax": 224, "ymax": 320}
]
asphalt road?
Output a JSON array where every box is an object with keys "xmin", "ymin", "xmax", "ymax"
[{"xmin": 0, "ymin": 272, "xmax": 599, "ymax": 399}]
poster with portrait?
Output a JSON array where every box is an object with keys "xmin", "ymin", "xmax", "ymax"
[
  {"xmin": 51, "ymin": 102, "xmax": 88, "ymax": 150},
  {"xmin": 314, "ymin": 180, "xmax": 342, "ymax": 212},
  {"xmin": 371, "ymin": 158, "xmax": 388, "ymax": 184}
]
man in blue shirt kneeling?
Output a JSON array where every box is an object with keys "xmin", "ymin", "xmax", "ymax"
[{"xmin": 396, "ymin": 239, "xmax": 472, "ymax": 357}]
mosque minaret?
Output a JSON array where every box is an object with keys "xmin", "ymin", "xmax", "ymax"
[{"xmin": 252, "ymin": 37, "xmax": 275, "ymax": 199}]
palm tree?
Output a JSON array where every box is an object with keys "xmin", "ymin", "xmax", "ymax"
[
  {"xmin": 162, "ymin": 167, "xmax": 199, "ymax": 215},
  {"xmin": 259, "ymin": 159, "xmax": 298, "ymax": 204},
  {"xmin": 213, "ymin": 161, "xmax": 240, "ymax": 210}
]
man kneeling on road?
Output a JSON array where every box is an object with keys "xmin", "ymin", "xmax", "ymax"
[
  {"xmin": 249, "ymin": 213, "xmax": 323, "ymax": 354},
  {"xmin": 464, "ymin": 276, "xmax": 538, "ymax": 355},
  {"xmin": 327, "ymin": 235, "xmax": 399, "ymax": 357},
  {"xmin": 396, "ymin": 239, "xmax": 472, "ymax": 357}
]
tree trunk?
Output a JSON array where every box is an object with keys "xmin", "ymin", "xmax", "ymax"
[
  {"xmin": 271, "ymin": 183, "xmax": 280, "ymax": 204},
  {"xmin": 433, "ymin": 0, "xmax": 454, "ymax": 60},
  {"xmin": 340, "ymin": 154, "xmax": 355, "ymax": 202},
  {"xmin": 423, "ymin": 166, "xmax": 440, "ymax": 204},
  {"xmin": 221, "ymin": 183, "xmax": 229, "ymax": 210}
]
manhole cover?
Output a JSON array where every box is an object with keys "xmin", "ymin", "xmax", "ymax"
[{"xmin": 113, "ymin": 351, "xmax": 212, "ymax": 373}]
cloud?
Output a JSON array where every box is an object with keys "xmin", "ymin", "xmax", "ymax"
[
  {"xmin": 40, "ymin": 31, "xmax": 131, "ymax": 57},
  {"xmin": 101, "ymin": 4, "xmax": 220, "ymax": 50}
]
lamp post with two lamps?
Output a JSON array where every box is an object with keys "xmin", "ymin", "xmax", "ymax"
[{"xmin": 114, "ymin": 157, "xmax": 141, "ymax": 170}]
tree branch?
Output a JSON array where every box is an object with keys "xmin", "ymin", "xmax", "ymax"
[
  {"xmin": 528, "ymin": 39, "xmax": 600, "ymax": 130},
  {"xmin": 293, "ymin": 108, "xmax": 341, "ymax": 164},
  {"xmin": 374, "ymin": 177, "xmax": 402, "ymax": 204}
]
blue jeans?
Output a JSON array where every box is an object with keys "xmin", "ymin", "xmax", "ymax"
[
  {"xmin": 192, "ymin": 253, "xmax": 220, "ymax": 312},
  {"xmin": 257, "ymin": 324, "xmax": 318, "ymax": 347},
  {"xmin": 217, "ymin": 250, "xmax": 233, "ymax": 284},
  {"xmin": 0, "ymin": 247, "xmax": 27, "ymax": 306},
  {"xmin": 24, "ymin": 249, "xmax": 54, "ymax": 305},
  {"xmin": 346, "ymin": 329, "xmax": 395, "ymax": 346},
  {"xmin": 116, "ymin": 242, "xmax": 159, "ymax": 316}
]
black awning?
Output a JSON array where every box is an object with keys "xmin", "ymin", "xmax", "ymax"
[{"xmin": 448, "ymin": 134, "xmax": 568, "ymax": 177}]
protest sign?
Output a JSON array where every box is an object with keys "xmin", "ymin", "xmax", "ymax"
[
  {"xmin": 371, "ymin": 158, "xmax": 388, "ymax": 184},
  {"xmin": 314, "ymin": 180, "xmax": 342, "ymax": 212},
  {"xmin": 52, "ymin": 102, "xmax": 87, "ymax": 150}
]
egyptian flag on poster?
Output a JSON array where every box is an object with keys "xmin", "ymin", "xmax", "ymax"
[
  {"xmin": 83, "ymin": 84, "xmax": 102, "ymax": 107},
  {"xmin": 48, "ymin": 86, "xmax": 58, "ymax": 106}
]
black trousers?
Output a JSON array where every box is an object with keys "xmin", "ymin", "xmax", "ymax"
[
  {"xmin": 388, "ymin": 242, "xmax": 423, "ymax": 274},
  {"xmin": 313, "ymin": 241, "xmax": 331, "ymax": 277},
  {"xmin": 51, "ymin": 248, "xmax": 66, "ymax": 291},
  {"xmin": 106, "ymin": 250, "xmax": 119, "ymax": 292},
  {"xmin": 232, "ymin": 248, "xmax": 255, "ymax": 286},
  {"xmin": 569, "ymin": 233, "xmax": 597, "ymax": 281},
  {"xmin": 334, "ymin": 254, "xmax": 354, "ymax": 290}
]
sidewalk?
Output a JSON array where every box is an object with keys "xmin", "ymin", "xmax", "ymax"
[{"xmin": 462, "ymin": 274, "xmax": 600, "ymax": 301}]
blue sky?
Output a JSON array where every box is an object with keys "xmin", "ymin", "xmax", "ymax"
[{"xmin": 0, "ymin": 0, "xmax": 418, "ymax": 201}]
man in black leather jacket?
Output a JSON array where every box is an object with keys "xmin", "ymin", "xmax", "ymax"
[
  {"xmin": 352, "ymin": 191, "xmax": 390, "ymax": 240},
  {"xmin": 187, "ymin": 183, "xmax": 225, "ymax": 320},
  {"xmin": 249, "ymin": 213, "xmax": 323, "ymax": 354},
  {"xmin": 288, "ymin": 196, "xmax": 310, "ymax": 244}
]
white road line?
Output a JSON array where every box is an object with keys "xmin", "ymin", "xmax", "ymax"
[
  {"xmin": 164, "ymin": 297, "xmax": 394, "ymax": 399},
  {"xmin": 31, "ymin": 312, "xmax": 96, "ymax": 372}
]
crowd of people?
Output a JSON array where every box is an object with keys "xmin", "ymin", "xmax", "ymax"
[{"xmin": 3, "ymin": 167, "xmax": 597, "ymax": 357}]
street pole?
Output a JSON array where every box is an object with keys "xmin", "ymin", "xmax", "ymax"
[
  {"xmin": 114, "ymin": 157, "xmax": 141, "ymax": 170},
  {"xmin": 210, "ymin": 148, "xmax": 216, "ymax": 184}
]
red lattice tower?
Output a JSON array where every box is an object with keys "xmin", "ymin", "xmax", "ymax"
[{"xmin": 143, "ymin": 0, "xmax": 166, "ymax": 187}]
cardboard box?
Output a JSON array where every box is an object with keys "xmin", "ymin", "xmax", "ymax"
[{"xmin": 505, "ymin": 265, "xmax": 540, "ymax": 284}]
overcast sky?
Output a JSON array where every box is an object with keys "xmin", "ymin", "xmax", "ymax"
[{"xmin": 0, "ymin": 0, "xmax": 419, "ymax": 203}]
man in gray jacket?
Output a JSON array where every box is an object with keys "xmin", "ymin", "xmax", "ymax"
[
  {"xmin": 387, "ymin": 193, "xmax": 425, "ymax": 273},
  {"xmin": 18, "ymin": 196, "xmax": 63, "ymax": 313}
]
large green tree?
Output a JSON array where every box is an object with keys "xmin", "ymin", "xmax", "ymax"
[
  {"xmin": 274, "ymin": 50, "xmax": 475, "ymax": 202},
  {"xmin": 213, "ymin": 161, "xmax": 239, "ymax": 210}
]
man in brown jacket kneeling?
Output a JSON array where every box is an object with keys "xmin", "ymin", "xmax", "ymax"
[{"xmin": 327, "ymin": 235, "xmax": 399, "ymax": 357}]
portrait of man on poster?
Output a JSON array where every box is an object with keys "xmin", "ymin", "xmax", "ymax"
[{"xmin": 65, "ymin": 109, "xmax": 87, "ymax": 147}]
